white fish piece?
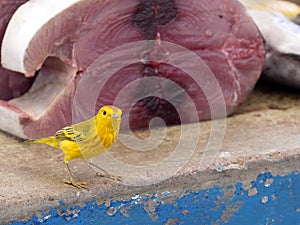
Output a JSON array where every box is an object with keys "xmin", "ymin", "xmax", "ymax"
[
  {"xmin": 249, "ymin": 10, "xmax": 300, "ymax": 87},
  {"xmin": 263, "ymin": 44, "xmax": 300, "ymax": 87},
  {"xmin": 239, "ymin": 0, "xmax": 300, "ymax": 19},
  {"xmin": 247, "ymin": 9, "xmax": 300, "ymax": 55}
]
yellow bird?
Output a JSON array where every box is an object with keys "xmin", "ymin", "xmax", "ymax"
[{"xmin": 26, "ymin": 105, "xmax": 122, "ymax": 189}]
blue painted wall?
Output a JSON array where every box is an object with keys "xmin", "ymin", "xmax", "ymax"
[{"xmin": 10, "ymin": 172, "xmax": 300, "ymax": 225}]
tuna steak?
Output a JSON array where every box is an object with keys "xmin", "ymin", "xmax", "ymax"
[{"xmin": 0, "ymin": 0, "xmax": 264, "ymax": 138}]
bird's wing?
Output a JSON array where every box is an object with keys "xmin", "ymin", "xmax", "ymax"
[{"xmin": 54, "ymin": 126, "xmax": 85, "ymax": 142}]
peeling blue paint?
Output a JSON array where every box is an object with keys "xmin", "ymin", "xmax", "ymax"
[{"xmin": 9, "ymin": 172, "xmax": 300, "ymax": 225}]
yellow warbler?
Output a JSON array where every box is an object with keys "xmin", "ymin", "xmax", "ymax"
[{"xmin": 26, "ymin": 105, "xmax": 122, "ymax": 189}]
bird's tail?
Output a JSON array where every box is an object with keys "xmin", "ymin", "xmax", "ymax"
[{"xmin": 25, "ymin": 136, "xmax": 59, "ymax": 148}]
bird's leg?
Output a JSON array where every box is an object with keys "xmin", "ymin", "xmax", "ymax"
[
  {"xmin": 63, "ymin": 163, "xmax": 88, "ymax": 189},
  {"xmin": 88, "ymin": 162, "xmax": 122, "ymax": 181}
]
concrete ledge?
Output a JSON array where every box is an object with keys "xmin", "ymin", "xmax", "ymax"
[
  {"xmin": 1, "ymin": 83, "xmax": 300, "ymax": 224},
  {"xmin": 8, "ymin": 171, "xmax": 300, "ymax": 224}
]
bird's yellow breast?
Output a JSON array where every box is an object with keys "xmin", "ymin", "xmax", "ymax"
[
  {"xmin": 59, "ymin": 140, "xmax": 83, "ymax": 163},
  {"xmin": 101, "ymin": 132, "xmax": 117, "ymax": 149}
]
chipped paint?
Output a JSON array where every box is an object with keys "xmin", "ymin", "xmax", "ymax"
[{"xmin": 9, "ymin": 172, "xmax": 300, "ymax": 225}]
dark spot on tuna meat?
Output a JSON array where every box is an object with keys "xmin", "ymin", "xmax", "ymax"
[
  {"xmin": 132, "ymin": 0, "xmax": 177, "ymax": 39},
  {"xmin": 142, "ymin": 65, "xmax": 156, "ymax": 77},
  {"xmin": 131, "ymin": 64, "xmax": 187, "ymax": 128},
  {"xmin": 130, "ymin": 97, "xmax": 180, "ymax": 129}
]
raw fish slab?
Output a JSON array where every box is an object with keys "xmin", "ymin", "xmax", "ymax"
[{"xmin": 0, "ymin": 0, "xmax": 264, "ymax": 138}]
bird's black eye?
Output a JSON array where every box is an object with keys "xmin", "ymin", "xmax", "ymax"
[{"xmin": 103, "ymin": 110, "xmax": 107, "ymax": 116}]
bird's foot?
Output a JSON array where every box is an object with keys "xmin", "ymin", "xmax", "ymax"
[
  {"xmin": 96, "ymin": 172, "xmax": 122, "ymax": 182},
  {"xmin": 63, "ymin": 179, "xmax": 88, "ymax": 189}
]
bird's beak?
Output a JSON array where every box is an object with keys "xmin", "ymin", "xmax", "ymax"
[{"xmin": 111, "ymin": 113, "xmax": 120, "ymax": 119}]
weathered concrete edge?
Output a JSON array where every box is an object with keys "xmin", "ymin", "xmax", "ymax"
[
  {"xmin": 9, "ymin": 172, "xmax": 300, "ymax": 224},
  {"xmin": 3, "ymin": 148, "xmax": 300, "ymax": 224}
]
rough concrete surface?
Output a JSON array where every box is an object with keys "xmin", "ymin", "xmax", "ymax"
[{"xmin": 0, "ymin": 82, "xmax": 300, "ymax": 224}]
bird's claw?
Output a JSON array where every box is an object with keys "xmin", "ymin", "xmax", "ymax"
[
  {"xmin": 96, "ymin": 172, "xmax": 122, "ymax": 182},
  {"xmin": 63, "ymin": 179, "xmax": 88, "ymax": 189}
]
